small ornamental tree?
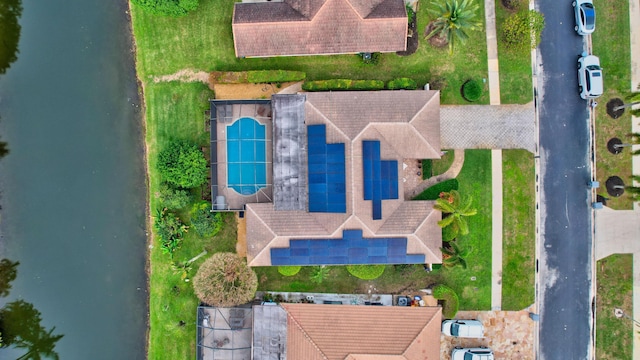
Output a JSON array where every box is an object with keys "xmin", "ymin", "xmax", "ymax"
[
  {"xmin": 502, "ymin": 9, "xmax": 545, "ymax": 51},
  {"xmin": 434, "ymin": 190, "xmax": 477, "ymax": 237},
  {"xmin": 189, "ymin": 202, "xmax": 223, "ymax": 237},
  {"xmin": 193, "ymin": 253, "xmax": 258, "ymax": 307},
  {"xmin": 130, "ymin": 0, "xmax": 199, "ymax": 17},
  {"xmin": 157, "ymin": 140, "xmax": 208, "ymax": 189},
  {"xmin": 156, "ymin": 182, "xmax": 192, "ymax": 210},
  {"xmin": 425, "ymin": 0, "xmax": 482, "ymax": 54}
]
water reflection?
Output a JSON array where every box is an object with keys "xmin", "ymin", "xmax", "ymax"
[
  {"xmin": 0, "ymin": 259, "xmax": 64, "ymax": 359},
  {"xmin": 0, "ymin": 0, "xmax": 23, "ymax": 74}
]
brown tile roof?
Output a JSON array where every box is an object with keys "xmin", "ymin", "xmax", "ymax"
[
  {"xmin": 282, "ymin": 304, "xmax": 442, "ymax": 360},
  {"xmin": 232, "ymin": 0, "xmax": 407, "ymax": 57},
  {"xmin": 245, "ymin": 90, "xmax": 443, "ymax": 267}
]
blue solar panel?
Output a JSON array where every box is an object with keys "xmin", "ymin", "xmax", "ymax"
[
  {"xmin": 307, "ymin": 125, "xmax": 346, "ymax": 213},
  {"xmin": 362, "ymin": 141, "xmax": 399, "ymax": 220},
  {"xmin": 270, "ymin": 230, "xmax": 420, "ymax": 266}
]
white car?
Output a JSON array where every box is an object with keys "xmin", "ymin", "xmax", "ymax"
[
  {"xmin": 578, "ymin": 55, "xmax": 603, "ymax": 99},
  {"xmin": 573, "ymin": 0, "xmax": 596, "ymax": 35},
  {"xmin": 451, "ymin": 347, "xmax": 494, "ymax": 360},
  {"xmin": 441, "ymin": 319, "xmax": 484, "ymax": 338}
]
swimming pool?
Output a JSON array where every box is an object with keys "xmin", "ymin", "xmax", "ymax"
[{"xmin": 227, "ymin": 117, "xmax": 267, "ymax": 195}]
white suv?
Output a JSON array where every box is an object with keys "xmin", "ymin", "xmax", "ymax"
[
  {"xmin": 578, "ymin": 54, "xmax": 603, "ymax": 99},
  {"xmin": 573, "ymin": 0, "xmax": 596, "ymax": 35},
  {"xmin": 451, "ymin": 347, "xmax": 494, "ymax": 360},
  {"xmin": 442, "ymin": 319, "xmax": 484, "ymax": 338}
]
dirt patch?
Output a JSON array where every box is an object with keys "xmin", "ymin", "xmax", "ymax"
[
  {"xmin": 425, "ymin": 22, "xmax": 448, "ymax": 49},
  {"xmin": 397, "ymin": 15, "xmax": 418, "ymax": 56},
  {"xmin": 236, "ymin": 213, "xmax": 247, "ymax": 258},
  {"xmin": 212, "ymin": 82, "xmax": 298, "ymax": 100},
  {"xmin": 153, "ymin": 69, "xmax": 209, "ymax": 84}
]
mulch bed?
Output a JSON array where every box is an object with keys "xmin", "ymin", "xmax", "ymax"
[
  {"xmin": 605, "ymin": 176, "xmax": 625, "ymax": 197},
  {"xmin": 606, "ymin": 98, "xmax": 625, "ymax": 119},
  {"xmin": 607, "ymin": 137, "xmax": 623, "ymax": 154},
  {"xmin": 424, "ymin": 22, "xmax": 448, "ymax": 49},
  {"xmin": 396, "ymin": 16, "xmax": 418, "ymax": 56}
]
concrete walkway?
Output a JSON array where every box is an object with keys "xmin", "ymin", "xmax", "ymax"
[
  {"xmin": 404, "ymin": 149, "xmax": 466, "ymax": 199},
  {"xmin": 484, "ymin": 0, "xmax": 504, "ymax": 311}
]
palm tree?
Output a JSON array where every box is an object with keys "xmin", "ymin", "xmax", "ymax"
[
  {"xmin": 626, "ymin": 175, "xmax": 640, "ymax": 201},
  {"xmin": 425, "ymin": 0, "xmax": 482, "ymax": 54},
  {"xmin": 172, "ymin": 250, "xmax": 208, "ymax": 281},
  {"xmin": 434, "ymin": 190, "xmax": 478, "ymax": 236},
  {"xmin": 440, "ymin": 240, "xmax": 471, "ymax": 269}
]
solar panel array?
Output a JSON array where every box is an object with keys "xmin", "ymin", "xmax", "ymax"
[
  {"xmin": 362, "ymin": 141, "xmax": 399, "ymax": 220},
  {"xmin": 270, "ymin": 230, "xmax": 425, "ymax": 265},
  {"xmin": 307, "ymin": 125, "xmax": 346, "ymax": 213}
]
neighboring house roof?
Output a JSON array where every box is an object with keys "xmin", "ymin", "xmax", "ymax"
[
  {"xmin": 232, "ymin": 0, "xmax": 408, "ymax": 57},
  {"xmin": 281, "ymin": 303, "xmax": 441, "ymax": 360},
  {"xmin": 246, "ymin": 90, "xmax": 443, "ymax": 266}
]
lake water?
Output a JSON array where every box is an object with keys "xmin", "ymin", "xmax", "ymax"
[{"xmin": 0, "ymin": 0, "xmax": 147, "ymax": 358}]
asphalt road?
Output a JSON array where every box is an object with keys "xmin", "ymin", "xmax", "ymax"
[{"xmin": 536, "ymin": 1, "xmax": 595, "ymax": 359}]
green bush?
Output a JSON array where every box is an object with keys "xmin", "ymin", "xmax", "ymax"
[
  {"xmin": 502, "ymin": 10, "xmax": 545, "ymax": 51},
  {"xmin": 302, "ymin": 79, "xmax": 385, "ymax": 91},
  {"xmin": 189, "ymin": 202, "xmax": 223, "ymax": 237},
  {"xmin": 154, "ymin": 208, "xmax": 187, "ymax": 257},
  {"xmin": 413, "ymin": 178, "xmax": 459, "ymax": 200},
  {"xmin": 387, "ymin": 78, "xmax": 418, "ymax": 90},
  {"xmin": 277, "ymin": 266, "xmax": 302, "ymax": 276},
  {"xmin": 406, "ymin": 4, "xmax": 416, "ymax": 22},
  {"xmin": 432, "ymin": 284, "xmax": 459, "ymax": 318},
  {"xmin": 421, "ymin": 159, "xmax": 433, "ymax": 180},
  {"xmin": 131, "ymin": 0, "xmax": 199, "ymax": 17},
  {"xmin": 157, "ymin": 140, "xmax": 208, "ymax": 188},
  {"xmin": 442, "ymin": 225, "xmax": 457, "ymax": 242},
  {"xmin": 246, "ymin": 70, "xmax": 306, "ymax": 84},
  {"xmin": 346, "ymin": 265, "xmax": 386, "ymax": 280},
  {"xmin": 462, "ymin": 80, "xmax": 483, "ymax": 102},
  {"xmin": 156, "ymin": 182, "xmax": 192, "ymax": 210}
]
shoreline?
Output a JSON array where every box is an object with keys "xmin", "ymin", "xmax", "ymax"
[{"xmin": 124, "ymin": 0, "xmax": 152, "ymax": 358}]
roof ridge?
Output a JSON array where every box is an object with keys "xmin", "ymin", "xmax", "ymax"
[
  {"xmin": 402, "ymin": 307, "xmax": 442, "ymax": 359},
  {"xmin": 281, "ymin": 304, "xmax": 329, "ymax": 359},
  {"xmin": 342, "ymin": 0, "xmax": 365, "ymax": 20},
  {"xmin": 408, "ymin": 93, "xmax": 440, "ymax": 157}
]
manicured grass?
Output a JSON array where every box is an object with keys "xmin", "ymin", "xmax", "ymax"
[
  {"xmin": 130, "ymin": 0, "xmax": 490, "ymax": 104},
  {"xmin": 495, "ymin": 1, "xmax": 533, "ymax": 104},
  {"xmin": 144, "ymin": 81, "xmax": 239, "ymax": 359},
  {"xmin": 501, "ymin": 150, "xmax": 535, "ymax": 310},
  {"xmin": 432, "ymin": 149, "xmax": 455, "ymax": 176},
  {"xmin": 596, "ymin": 254, "xmax": 633, "ymax": 360},
  {"xmin": 591, "ymin": 0, "xmax": 633, "ymax": 209}
]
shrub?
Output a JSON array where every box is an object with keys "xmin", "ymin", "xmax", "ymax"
[
  {"xmin": 462, "ymin": 79, "xmax": 483, "ymax": 102},
  {"xmin": 406, "ymin": 3, "xmax": 416, "ymax": 22},
  {"xmin": 387, "ymin": 78, "xmax": 418, "ymax": 90},
  {"xmin": 346, "ymin": 265, "xmax": 386, "ymax": 280},
  {"xmin": 246, "ymin": 70, "xmax": 306, "ymax": 83},
  {"xmin": 302, "ymin": 79, "xmax": 385, "ymax": 91},
  {"xmin": 156, "ymin": 182, "xmax": 192, "ymax": 210},
  {"xmin": 421, "ymin": 159, "xmax": 433, "ymax": 179},
  {"xmin": 432, "ymin": 284, "xmax": 460, "ymax": 318},
  {"xmin": 192, "ymin": 253, "xmax": 258, "ymax": 307},
  {"xmin": 413, "ymin": 178, "xmax": 459, "ymax": 200},
  {"xmin": 502, "ymin": 9, "xmax": 545, "ymax": 51},
  {"xmin": 442, "ymin": 224, "xmax": 458, "ymax": 241},
  {"xmin": 157, "ymin": 140, "xmax": 208, "ymax": 188},
  {"xmin": 189, "ymin": 202, "xmax": 223, "ymax": 237},
  {"xmin": 154, "ymin": 208, "xmax": 188, "ymax": 257},
  {"xmin": 130, "ymin": 0, "xmax": 198, "ymax": 17},
  {"xmin": 277, "ymin": 266, "xmax": 302, "ymax": 276}
]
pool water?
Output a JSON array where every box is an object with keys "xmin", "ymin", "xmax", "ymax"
[{"xmin": 227, "ymin": 117, "xmax": 267, "ymax": 195}]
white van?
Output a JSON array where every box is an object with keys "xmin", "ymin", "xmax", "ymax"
[{"xmin": 441, "ymin": 319, "xmax": 484, "ymax": 338}]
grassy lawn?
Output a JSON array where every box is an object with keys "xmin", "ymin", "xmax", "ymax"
[
  {"xmin": 144, "ymin": 81, "xmax": 241, "ymax": 359},
  {"xmin": 131, "ymin": 0, "xmax": 490, "ymax": 104},
  {"xmin": 494, "ymin": 2, "xmax": 533, "ymax": 104},
  {"xmin": 591, "ymin": 0, "xmax": 633, "ymax": 210},
  {"xmin": 596, "ymin": 254, "xmax": 633, "ymax": 360},
  {"xmin": 432, "ymin": 149, "xmax": 455, "ymax": 176},
  {"xmin": 256, "ymin": 150, "xmax": 492, "ymax": 310},
  {"xmin": 501, "ymin": 150, "xmax": 535, "ymax": 310}
]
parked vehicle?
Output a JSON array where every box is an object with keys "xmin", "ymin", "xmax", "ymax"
[
  {"xmin": 578, "ymin": 54, "xmax": 603, "ymax": 99},
  {"xmin": 573, "ymin": 0, "xmax": 596, "ymax": 35},
  {"xmin": 451, "ymin": 347, "xmax": 494, "ymax": 360},
  {"xmin": 441, "ymin": 319, "xmax": 484, "ymax": 338}
]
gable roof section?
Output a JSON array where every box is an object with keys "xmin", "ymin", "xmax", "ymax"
[
  {"xmin": 282, "ymin": 304, "xmax": 441, "ymax": 360},
  {"xmin": 232, "ymin": 0, "xmax": 407, "ymax": 57}
]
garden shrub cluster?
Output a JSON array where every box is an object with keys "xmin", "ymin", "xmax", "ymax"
[
  {"xmin": 156, "ymin": 182, "xmax": 192, "ymax": 210},
  {"xmin": 413, "ymin": 178, "xmax": 459, "ymax": 200},
  {"xmin": 131, "ymin": 0, "xmax": 198, "ymax": 17},
  {"xmin": 190, "ymin": 202, "xmax": 223, "ymax": 237},
  {"xmin": 387, "ymin": 77, "xmax": 418, "ymax": 90},
  {"xmin": 277, "ymin": 266, "xmax": 302, "ymax": 276},
  {"xmin": 302, "ymin": 79, "xmax": 385, "ymax": 91},
  {"xmin": 157, "ymin": 140, "xmax": 208, "ymax": 188},
  {"xmin": 432, "ymin": 284, "xmax": 460, "ymax": 318},
  {"xmin": 502, "ymin": 9, "xmax": 545, "ymax": 51},
  {"xmin": 462, "ymin": 79, "xmax": 483, "ymax": 102},
  {"xmin": 154, "ymin": 208, "xmax": 188, "ymax": 257},
  {"xmin": 346, "ymin": 265, "xmax": 386, "ymax": 280},
  {"xmin": 211, "ymin": 70, "xmax": 306, "ymax": 84}
]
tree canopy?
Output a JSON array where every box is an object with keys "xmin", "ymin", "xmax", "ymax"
[
  {"xmin": 131, "ymin": 0, "xmax": 199, "ymax": 17},
  {"xmin": 426, "ymin": 0, "xmax": 481, "ymax": 54},
  {"xmin": 434, "ymin": 190, "xmax": 477, "ymax": 236},
  {"xmin": 157, "ymin": 140, "xmax": 208, "ymax": 189},
  {"xmin": 193, "ymin": 253, "xmax": 257, "ymax": 307},
  {"xmin": 0, "ymin": 0, "xmax": 22, "ymax": 74}
]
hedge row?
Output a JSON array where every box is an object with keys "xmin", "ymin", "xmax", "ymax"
[
  {"xmin": 346, "ymin": 265, "xmax": 386, "ymax": 280},
  {"xmin": 432, "ymin": 284, "xmax": 460, "ymax": 318},
  {"xmin": 302, "ymin": 79, "xmax": 385, "ymax": 91},
  {"xmin": 211, "ymin": 70, "xmax": 306, "ymax": 84},
  {"xmin": 387, "ymin": 77, "xmax": 418, "ymax": 90},
  {"xmin": 421, "ymin": 159, "xmax": 433, "ymax": 180},
  {"xmin": 413, "ymin": 178, "xmax": 459, "ymax": 201}
]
